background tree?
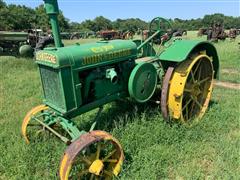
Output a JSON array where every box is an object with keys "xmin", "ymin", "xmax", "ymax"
[
  {"xmin": 35, "ymin": 5, "xmax": 69, "ymax": 31},
  {"xmin": 0, "ymin": 1, "xmax": 239, "ymax": 32}
]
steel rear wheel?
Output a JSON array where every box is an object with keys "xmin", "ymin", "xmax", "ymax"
[
  {"xmin": 167, "ymin": 54, "xmax": 214, "ymax": 124},
  {"xmin": 59, "ymin": 130, "xmax": 124, "ymax": 180}
]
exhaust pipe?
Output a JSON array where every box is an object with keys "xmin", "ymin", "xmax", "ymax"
[{"xmin": 43, "ymin": 0, "xmax": 63, "ymax": 48}]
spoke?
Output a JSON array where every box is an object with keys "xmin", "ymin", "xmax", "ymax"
[
  {"xmin": 27, "ymin": 124, "xmax": 42, "ymax": 127},
  {"xmin": 96, "ymin": 143, "xmax": 101, "ymax": 159},
  {"xmin": 35, "ymin": 129, "xmax": 45, "ymax": 135},
  {"xmin": 80, "ymin": 156, "xmax": 92, "ymax": 165},
  {"xmin": 184, "ymin": 88, "xmax": 192, "ymax": 93},
  {"xmin": 103, "ymin": 170, "xmax": 114, "ymax": 177},
  {"xmin": 184, "ymin": 83, "xmax": 193, "ymax": 93},
  {"xmin": 102, "ymin": 149, "xmax": 117, "ymax": 162},
  {"xmin": 90, "ymin": 174, "xmax": 95, "ymax": 180},
  {"xmin": 190, "ymin": 70, "xmax": 196, "ymax": 82},
  {"xmin": 182, "ymin": 98, "xmax": 192, "ymax": 111},
  {"xmin": 77, "ymin": 169, "xmax": 89, "ymax": 177},
  {"xmin": 197, "ymin": 64, "xmax": 202, "ymax": 81},
  {"xmin": 190, "ymin": 96, "xmax": 202, "ymax": 109},
  {"xmin": 185, "ymin": 105, "xmax": 189, "ymax": 120},
  {"xmin": 193, "ymin": 61, "xmax": 201, "ymax": 76},
  {"xmin": 104, "ymin": 159, "xmax": 118, "ymax": 163},
  {"xmin": 189, "ymin": 97, "xmax": 196, "ymax": 118},
  {"xmin": 198, "ymin": 77, "xmax": 210, "ymax": 84}
]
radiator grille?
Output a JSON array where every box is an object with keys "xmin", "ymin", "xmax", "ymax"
[{"xmin": 39, "ymin": 66, "xmax": 65, "ymax": 110}]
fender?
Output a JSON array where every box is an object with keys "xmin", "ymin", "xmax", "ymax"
[{"xmin": 159, "ymin": 40, "xmax": 219, "ymax": 79}]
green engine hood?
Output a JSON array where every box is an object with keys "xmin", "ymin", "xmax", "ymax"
[{"xmin": 36, "ymin": 40, "xmax": 138, "ymax": 69}]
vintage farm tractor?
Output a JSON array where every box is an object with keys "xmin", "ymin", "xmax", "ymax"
[{"xmin": 22, "ymin": 0, "xmax": 219, "ymax": 179}]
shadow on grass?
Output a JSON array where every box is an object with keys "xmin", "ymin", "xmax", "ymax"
[
  {"xmin": 75, "ymin": 99, "xmax": 160, "ymax": 133},
  {"xmin": 208, "ymin": 100, "xmax": 219, "ymax": 109}
]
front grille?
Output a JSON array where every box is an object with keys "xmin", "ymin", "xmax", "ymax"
[{"xmin": 39, "ymin": 65, "xmax": 65, "ymax": 111}]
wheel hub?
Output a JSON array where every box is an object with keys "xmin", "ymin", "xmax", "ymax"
[
  {"xmin": 89, "ymin": 159, "xmax": 104, "ymax": 176},
  {"xmin": 188, "ymin": 82, "xmax": 202, "ymax": 97}
]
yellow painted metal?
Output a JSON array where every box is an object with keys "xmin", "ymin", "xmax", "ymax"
[
  {"xmin": 59, "ymin": 154, "xmax": 71, "ymax": 180},
  {"xmin": 93, "ymin": 130, "xmax": 124, "ymax": 176},
  {"xmin": 21, "ymin": 105, "xmax": 49, "ymax": 144},
  {"xmin": 89, "ymin": 159, "xmax": 104, "ymax": 175},
  {"xmin": 168, "ymin": 54, "xmax": 213, "ymax": 124}
]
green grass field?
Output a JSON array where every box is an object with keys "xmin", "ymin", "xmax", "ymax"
[{"xmin": 0, "ymin": 32, "xmax": 239, "ymax": 179}]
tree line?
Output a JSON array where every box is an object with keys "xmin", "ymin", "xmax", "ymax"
[{"xmin": 1, "ymin": 0, "xmax": 239, "ymax": 33}]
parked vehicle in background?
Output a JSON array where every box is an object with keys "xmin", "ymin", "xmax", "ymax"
[{"xmin": 0, "ymin": 31, "xmax": 33, "ymax": 57}]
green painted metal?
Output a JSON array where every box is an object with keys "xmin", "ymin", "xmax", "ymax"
[
  {"xmin": 137, "ymin": 30, "xmax": 160, "ymax": 50},
  {"xmin": 31, "ymin": 109, "xmax": 83, "ymax": 143},
  {"xmin": 159, "ymin": 40, "xmax": 219, "ymax": 78},
  {"xmin": 31, "ymin": 0, "xmax": 220, "ymax": 143},
  {"xmin": 128, "ymin": 62, "xmax": 157, "ymax": 103},
  {"xmin": 43, "ymin": 0, "xmax": 63, "ymax": 47},
  {"xmin": 0, "ymin": 31, "xmax": 33, "ymax": 57},
  {"xmin": 19, "ymin": 45, "xmax": 33, "ymax": 57},
  {"xmin": 36, "ymin": 40, "xmax": 137, "ymax": 68},
  {"xmin": 149, "ymin": 17, "xmax": 172, "ymax": 45},
  {"xmin": 0, "ymin": 31, "xmax": 28, "ymax": 41},
  {"xmin": 58, "ymin": 117, "xmax": 83, "ymax": 141}
]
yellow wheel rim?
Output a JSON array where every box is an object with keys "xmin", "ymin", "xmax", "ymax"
[
  {"xmin": 168, "ymin": 54, "xmax": 214, "ymax": 124},
  {"xmin": 59, "ymin": 130, "xmax": 124, "ymax": 180},
  {"xmin": 21, "ymin": 104, "xmax": 49, "ymax": 144}
]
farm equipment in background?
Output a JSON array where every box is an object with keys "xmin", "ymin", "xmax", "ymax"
[
  {"xmin": 69, "ymin": 31, "xmax": 96, "ymax": 39},
  {"xmin": 207, "ymin": 22, "xmax": 227, "ymax": 42},
  {"xmin": 99, "ymin": 30, "xmax": 121, "ymax": 40},
  {"xmin": 142, "ymin": 22, "xmax": 186, "ymax": 43},
  {"xmin": 22, "ymin": 0, "xmax": 219, "ymax": 179},
  {"xmin": 228, "ymin": 28, "xmax": 238, "ymax": 40},
  {"xmin": 60, "ymin": 32, "xmax": 72, "ymax": 39},
  {"xmin": 0, "ymin": 29, "xmax": 54, "ymax": 57},
  {"xmin": 0, "ymin": 31, "xmax": 34, "ymax": 57},
  {"xmin": 121, "ymin": 30, "xmax": 135, "ymax": 39},
  {"xmin": 197, "ymin": 28, "xmax": 209, "ymax": 36},
  {"xmin": 172, "ymin": 29, "xmax": 187, "ymax": 37}
]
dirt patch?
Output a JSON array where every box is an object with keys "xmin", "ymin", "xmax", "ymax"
[
  {"xmin": 221, "ymin": 69, "xmax": 239, "ymax": 75},
  {"xmin": 214, "ymin": 80, "xmax": 240, "ymax": 90}
]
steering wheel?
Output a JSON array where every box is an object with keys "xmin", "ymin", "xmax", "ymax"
[{"xmin": 149, "ymin": 17, "xmax": 172, "ymax": 44}]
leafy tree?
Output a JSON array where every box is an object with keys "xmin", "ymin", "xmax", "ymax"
[
  {"xmin": 0, "ymin": 1, "xmax": 239, "ymax": 33},
  {"xmin": 35, "ymin": 5, "xmax": 69, "ymax": 31},
  {"xmin": 94, "ymin": 16, "xmax": 112, "ymax": 31}
]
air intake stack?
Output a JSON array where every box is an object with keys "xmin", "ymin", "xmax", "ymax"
[{"xmin": 43, "ymin": 0, "xmax": 63, "ymax": 47}]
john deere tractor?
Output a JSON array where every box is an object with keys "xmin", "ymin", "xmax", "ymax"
[{"xmin": 22, "ymin": 0, "xmax": 219, "ymax": 179}]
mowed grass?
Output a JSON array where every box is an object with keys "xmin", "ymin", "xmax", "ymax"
[{"xmin": 0, "ymin": 32, "xmax": 240, "ymax": 179}]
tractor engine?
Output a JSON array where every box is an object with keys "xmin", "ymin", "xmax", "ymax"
[{"xmin": 36, "ymin": 40, "xmax": 137, "ymax": 115}]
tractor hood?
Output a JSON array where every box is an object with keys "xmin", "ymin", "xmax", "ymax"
[{"xmin": 36, "ymin": 40, "xmax": 138, "ymax": 69}]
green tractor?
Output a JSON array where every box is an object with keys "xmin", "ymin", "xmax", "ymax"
[{"xmin": 22, "ymin": 0, "xmax": 219, "ymax": 179}]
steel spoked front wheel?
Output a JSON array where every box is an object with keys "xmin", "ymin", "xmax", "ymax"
[{"xmin": 59, "ymin": 130, "xmax": 124, "ymax": 180}]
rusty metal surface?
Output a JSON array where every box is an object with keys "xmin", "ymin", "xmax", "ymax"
[
  {"xmin": 60, "ymin": 132, "xmax": 97, "ymax": 179},
  {"xmin": 59, "ymin": 130, "xmax": 124, "ymax": 180},
  {"xmin": 161, "ymin": 67, "xmax": 174, "ymax": 121}
]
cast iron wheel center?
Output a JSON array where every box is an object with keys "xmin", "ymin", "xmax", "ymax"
[
  {"xmin": 89, "ymin": 159, "xmax": 104, "ymax": 176},
  {"xmin": 186, "ymin": 82, "xmax": 202, "ymax": 97}
]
